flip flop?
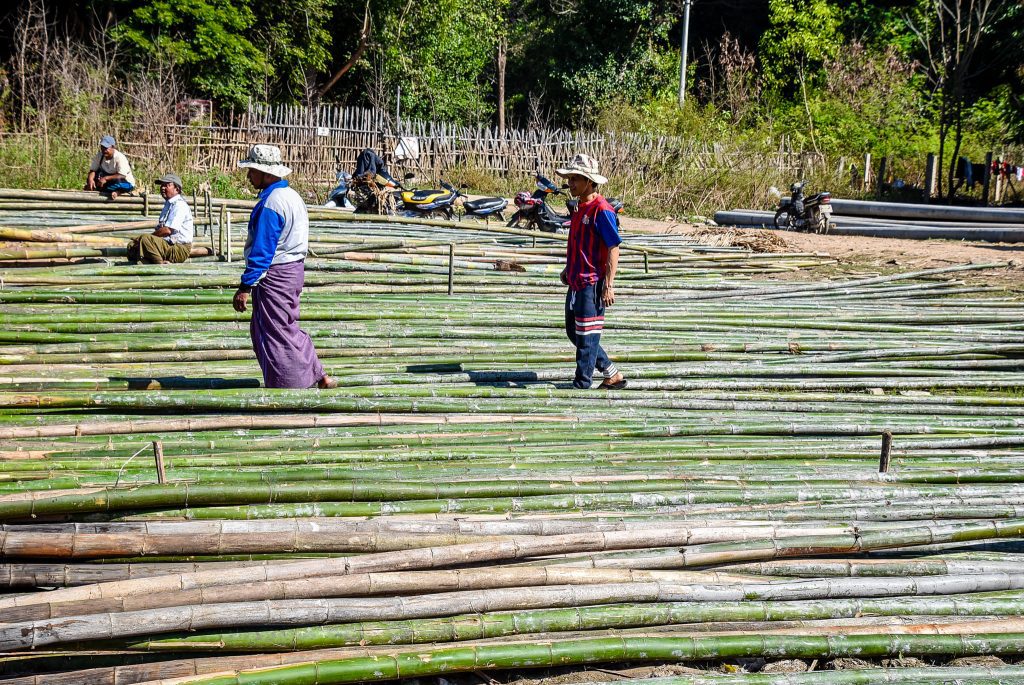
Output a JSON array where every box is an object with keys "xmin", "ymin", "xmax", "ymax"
[{"xmin": 599, "ymin": 378, "xmax": 628, "ymax": 390}]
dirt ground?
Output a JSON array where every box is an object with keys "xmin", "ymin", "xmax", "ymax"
[{"xmin": 621, "ymin": 216, "xmax": 1024, "ymax": 289}]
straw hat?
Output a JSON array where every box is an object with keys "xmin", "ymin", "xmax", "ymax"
[
  {"xmin": 238, "ymin": 144, "xmax": 292, "ymax": 178},
  {"xmin": 556, "ymin": 153, "xmax": 607, "ymax": 185}
]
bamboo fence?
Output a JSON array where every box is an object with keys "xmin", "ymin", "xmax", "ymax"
[
  {"xmin": 2, "ymin": 103, "xmax": 812, "ymax": 185},
  {"xmin": 0, "ymin": 199, "xmax": 1022, "ymax": 683}
]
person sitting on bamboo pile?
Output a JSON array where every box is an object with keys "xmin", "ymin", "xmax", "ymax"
[
  {"xmin": 126, "ymin": 173, "xmax": 194, "ymax": 264},
  {"xmin": 233, "ymin": 144, "xmax": 338, "ymax": 389},
  {"xmin": 557, "ymin": 153, "xmax": 626, "ymax": 390},
  {"xmin": 84, "ymin": 136, "xmax": 136, "ymax": 199}
]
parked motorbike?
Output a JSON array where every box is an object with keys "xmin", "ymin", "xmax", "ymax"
[
  {"xmin": 399, "ymin": 180, "xmax": 509, "ymax": 222},
  {"xmin": 461, "ymin": 194, "xmax": 508, "ymax": 221},
  {"xmin": 774, "ymin": 180, "xmax": 832, "ymax": 233},
  {"xmin": 400, "ymin": 179, "xmax": 462, "ymax": 220},
  {"xmin": 324, "ymin": 170, "xmax": 353, "ymax": 209},
  {"xmin": 507, "ymin": 172, "xmax": 623, "ymax": 232},
  {"xmin": 506, "ymin": 173, "xmax": 571, "ymax": 232}
]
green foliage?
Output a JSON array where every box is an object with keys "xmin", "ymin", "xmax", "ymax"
[
  {"xmin": 253, "ymin": 0, "xmax": 333, "ymax": 102},
  {"xmin": 112, "ymin": 0, "xmax": 266, "ymax": 106},
  {"xmin": 759, "ymin": 0, "xmax": 843, "ymax": 93},
  {"xmin": 370, "ymin": 0, "xmax": 501, "ymax": 123},
  {"xmin": 809, "ymin": 42, "xmax": 933, "ymax": 158},
  {"xmin": 837, "ymin": 0, "xmax": 920, "ymax": 55},
  {"xmin": 512, "ymin": 0, "xmax": 677, "ymax": 125},
  {"xmin": 596, "ymin": 97, "xmax": 735, "ymax": 142}
]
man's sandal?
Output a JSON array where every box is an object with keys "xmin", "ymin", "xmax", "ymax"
[{"xmin": 599, "ymin": 377, "xmax": 628, "ymax": 390}]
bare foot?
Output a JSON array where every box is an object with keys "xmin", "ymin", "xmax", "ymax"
[
  {"xmin": 109, "ymin": 191, "xmax": 120, "ymax": 200},
  {"xmin": 317, "ymin": 375, "xmax": 338, "ymax": 389}
]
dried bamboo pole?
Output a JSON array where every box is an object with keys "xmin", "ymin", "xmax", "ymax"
[
  {"xmin": 5, "ymin": 519, "xmax": 1024, "ymax": 613},
  {"xmin": 5, "ymin": 574, "xmax": 1024, "ymax": 649}
]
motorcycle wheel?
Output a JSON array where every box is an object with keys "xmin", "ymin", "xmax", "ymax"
[
  {"xmin": 506, "ymin": 211, "xmax": 522, "ymax": 228},
  {"xmin": 773, "ymin": 208, "xmax": 794, "ymax": 230},
  {"xmin": 428, "ymin": 209, "xmax": 450, "ymax": 221}
]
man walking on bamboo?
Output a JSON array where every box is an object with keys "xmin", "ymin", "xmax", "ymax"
[
  {"xmin": 557, "ymin": 154, "xmax": 626, "ymax": 390},
  {"xmin": 127, "ymin": 173, "xmax": 193, "ymax": 264},
  {"xmin": 232, "ymin": 144, "xmax": 337, "ymax": 389}
]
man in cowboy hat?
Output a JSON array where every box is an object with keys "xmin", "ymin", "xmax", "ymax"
[
  {"xmin": 556, "ymin": 153, "xmax": 626, "ymax": 390},
  {"xmin": 233, "ymin": 144, "xmax": 337, "ymax": 389},
  {"xmin": 84, "ymin": 135, "xmax": 136, "ymax": 199},
  {"xmin": 127, "ymin": 173, "xmax": 194, "ymax": 264}
]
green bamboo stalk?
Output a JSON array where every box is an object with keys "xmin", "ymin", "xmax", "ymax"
[
  {"xmin": 118, "ymin": 592, "xmax": 1024, "ymax": 653},
  {"xmin": 88, "ymin": 634, "xmax": 1024, "ymax": 685}
]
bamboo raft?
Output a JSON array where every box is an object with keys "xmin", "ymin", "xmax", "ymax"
[{"xmin": 0, "ymin": 196, "xmax": 1023, "ymax": 684}]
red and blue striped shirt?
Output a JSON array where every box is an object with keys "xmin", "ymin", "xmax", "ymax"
[{"xmin": 565, "ymin": 195, "xmax": 622, "ymax": 291}]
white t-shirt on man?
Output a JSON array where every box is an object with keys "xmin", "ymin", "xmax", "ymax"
[{"xmin": 89, "ymin": 149, "xmax": 137, "ymax": 187}]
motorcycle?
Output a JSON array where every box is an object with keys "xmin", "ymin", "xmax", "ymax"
[
  {"xmin": 773, "ymin": 180, "xmax": 832, "ymax": 233},
  {"xmin": 399, "ymin": 180, "xmax": 509, "ymax": 222},
  {"xmin": 323, "ymin": 170, "xmax": 353, "ymax": 209},
  {"xmin": 506, "ymin": 173, "xmax": 572, "ymax": 232},
  {"xmin": 461, "ymin": 194, "xmax": 508, "ymax": 221},
  {"xmin": 507, "ymin": 172, "xmax": 623, "ymax": 232},
  {"xmin": 399, "ymin": 179, "xmax": 462, "ymax": 220}
]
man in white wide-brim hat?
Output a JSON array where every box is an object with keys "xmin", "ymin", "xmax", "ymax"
[
  {"xmin": 555, "ymin": 153, "xmax": 626, "ymax": 390},
  {"xmin": 232, "ymin": 144, "xmax": 336, "ymax": 389}
]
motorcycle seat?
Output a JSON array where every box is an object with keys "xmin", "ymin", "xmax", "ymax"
[
  {"xmin": 607, "ymin": 198, "xmax": 624, "ymax": 213},
  {"xmin": 463, "ymin": 197, "xmax": 508, "ymax": 213},
  {"xmin": 402, "ymin": 189, "xmax": 449, "ymax": 205}
]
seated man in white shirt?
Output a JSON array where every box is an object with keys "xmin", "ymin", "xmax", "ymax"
[{"xmin": 127, "ymin": 173, "xmax": 195, "ymax": 264}]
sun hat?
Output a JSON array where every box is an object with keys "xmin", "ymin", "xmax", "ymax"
[
  {"xmin": 238, "ymin": 144, "xmax": 292, "ymax": 178},
  {"xmin": 99, "ymin": 135, "xmax": 116, "ymax": 149},
  {"xmin": 154, "ymin": 173, "xmax": 183, "ymax": 189},
  {"xmin": 556, "ymin": 153, "xmax": 607, "ymax": 185}
]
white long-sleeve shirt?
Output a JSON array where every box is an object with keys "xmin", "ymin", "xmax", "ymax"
[{"xmin": 158, "ymin": 194, "xmax": 194, "ymax": 244}]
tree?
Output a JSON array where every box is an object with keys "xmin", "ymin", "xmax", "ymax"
[
  {"xmin": 759, "ymin": 0, "xmax": 843, "ymax": 152},
  {"xmin": 906, "ymin": 0, "xmax": 1011, "ymax": 199},
  {"xmin": 364, "ymin": 0, "xmax": 501, "ymax": 124},
  {"xmin": 510, "ymin": 0, "xmax": 677, "ymax": 127},
  {"xmin": 112, "ymin": 0, "xmax": 266, "ymax": 107},
  {"xmin": 252, "ymin": 0, "xmax": 333, "ymax": 103}
]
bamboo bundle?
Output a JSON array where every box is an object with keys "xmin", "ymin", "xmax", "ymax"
[
  {"xmin": 0, "ymin": 226, "xmax": 129, "ymax": 245},
  {"xmin": 109, "ymin": 591, "xmax": 1024, "ymax": 652},
  {"xmin": 0, "ymin": 201, "xmax": 1023, "ymax": 681},
  {"xmin": 9, "ymin": 579, "xmax": 1024, "ymax": 649}
]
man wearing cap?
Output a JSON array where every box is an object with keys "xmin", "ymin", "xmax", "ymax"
[
  {"xmin": 556, "ymin": 153, "xmax": 626, "ymax": 390},
  {"xmin": 127, "ymin": 173, "xmax": 194, "ymax": 264},
  {"xmin": 85, "ymin": 136, "xmax": 136, "ymax": 199},
  {"xmin": 233, "ymin": 144, "xmax": 337, "ymax": 390}
]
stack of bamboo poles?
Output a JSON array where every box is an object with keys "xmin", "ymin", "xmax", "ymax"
[{"xmin": 0, "ymin": 201, "xmax": 1023, "ymax": 684}]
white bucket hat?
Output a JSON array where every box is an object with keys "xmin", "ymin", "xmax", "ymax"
[
  {"xmin": 556, "ymin": 153, "xmax": 607, "ymax": 185},
  {"xmin": 238, "ymin": 144, "xmax": 292, "ymax": 178}
]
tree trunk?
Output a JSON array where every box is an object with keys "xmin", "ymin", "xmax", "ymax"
[{"xmin": 497, "ymin": 37, "xmax": 507, "ymax": 136}]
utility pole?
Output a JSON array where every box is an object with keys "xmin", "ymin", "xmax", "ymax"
[{"xmin": 678, "ymin": 0, "xmax": 693, "ymax": 107}]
